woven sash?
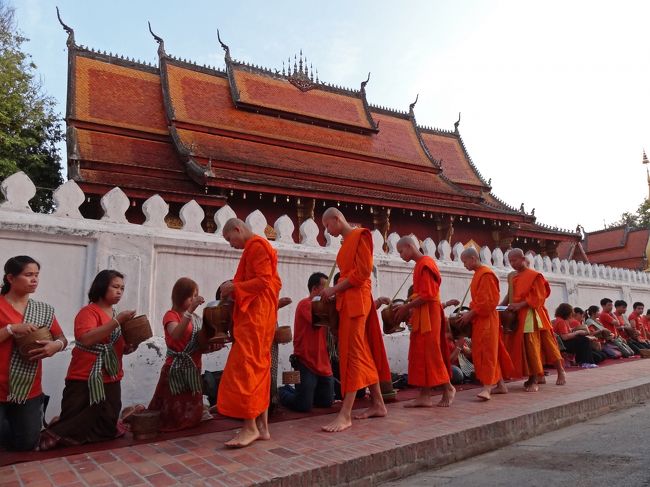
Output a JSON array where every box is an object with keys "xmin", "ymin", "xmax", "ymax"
[
  {"xmin": 7, "ymin": 299, "xmax": 55, "ymax": 403},
  {"xmin": 167, "ymin": 314, "xmax": 202, "ymax": 395},
  {"xmin": 74, "ymin": 319, "xmax": 121, "ymax": 405}
]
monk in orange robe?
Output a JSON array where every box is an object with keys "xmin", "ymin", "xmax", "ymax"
[
  {"xmin": 458, "ymin": 248, "xmax": 513, "ymax": 400},
  {"xmin": 366, "ymin": 299, "xmax": 393, "ymax": 395},
  {"xmin": 217, "ymin": 218, "xmax": 282, "ymax": 447},
  {"xmin": 393, "ymin": 237, "xmax": 455, "ymax": 407},
  {"xmin": 319, "ymin": 208, "xmax": 386, "ymax": 432},
  {"xmin": 502, "ymin": 249, "xmax": 566, "ymax": 392}
]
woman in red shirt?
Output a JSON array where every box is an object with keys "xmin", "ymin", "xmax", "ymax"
[
  {"xmin": 0, "ymin": 256, "xmax": 67, "ymax": 451},
  {"xmin": 40, "ymin": 270, "xmax": 135, "ymax": 450},
  {"xmin": 553, "ymin": 303, "xmax": 596, "ymax": 368},
  {"xmin": 149, "ymin": 277, "xmax": 221, "ymax": 431}
]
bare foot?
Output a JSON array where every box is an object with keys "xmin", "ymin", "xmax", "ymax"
[
  {"xmin": 403, "ymin": 397, "xmax": 434, "ymax": 408},
  {"xmin": 523, "ymin": 378, "xmax": 539, "ymax": 392},
  {"xmin": 491, "ymin": 382, "xmax": 508, "ymax": 395},
  {"xmin": 437, "ymin": 386, "xmax": 456, "ymax": 407},
  {"xmin": 353, "ymin": 404, "xmax": 388, "ymax": 419},
  {"xmin": 537, "ymin": 376, "xmax": 547, "ymax": 385},
  {"xmin": 224, "ymin": 428, "xmax": 260, "ymax": 448},
  {"xmin": 556, "ymin": 369, "xmax": 567, "ymax": 386},
  {"xmin": 322, "ymin": 415, "xmax": 352, "ymax": 432},
  {"xmin": 255, "ymin": 420, "xmax": 270, "ymax": 441},
  {"xmin": 477, "ymin": 389, "xmax": 491, "ymax": 401}
]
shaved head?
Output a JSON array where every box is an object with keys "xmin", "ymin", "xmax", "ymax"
[
  {"xmin": 222, "ymin": 218, "xmax": 253, "ymax": 249},
  {"xmin": 460, "ymin": 247, "xmax": 480, "ymax": 271},
  {"xmin": 461, "ymin": 247, "xmax": 479, "ymax": 259},
  {"xmin": 396, "ymin": 236, "xmax": 418, "ymax": 250},
  {"xmin": 321, "ymin": 206, "xmax": 351, "ymax": 238},
  {"xmin": 508, "ymin": 247, "xmax": 526, "ymax": 271},
  {"xmin": 509, "ymin": 248, "xmax": 524, "ymax": 258},
  {"xmin": 222, "ymin": 218, "xmax": 248, "ymax": 234},
  {"xmin": 396, "ymin": 235, "xmax": 421, "ymax": 262},
  {"xmin": 322, "ymin": 207, "xmax": 344, "ymax": 222}
]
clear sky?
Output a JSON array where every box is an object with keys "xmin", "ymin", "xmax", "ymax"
[{"xmin": 10, "ymin": 0, "xmax": 650, "ymax": 232}]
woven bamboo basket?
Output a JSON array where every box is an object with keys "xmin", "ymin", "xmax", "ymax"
[
  {"xmin": 381, "ymin": 299, "xmax": 407, "ymax": 335},
  {"xmin": 274, "ymin": 326, "xmax": 292, "ymax": 344},
  {"xmin": 14, "ymin": 327, "xmax": 53, "ymax": 359},
  {"xmin": 121, "ymin": 315, "xmax": 152, "ymax": 347},
  {"xmin": 130, "ymin": 410, "xmax": 160, "ymax": 441},
  {"xmin": 282, "ymin": 370, "xmax": 301, "ymax": 385}
]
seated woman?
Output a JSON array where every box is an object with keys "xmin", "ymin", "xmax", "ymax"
[
  {"xmin": 149, "ymin": 278, "xmax": 222, "ymax": 432},
  {"xmin": 571, "ymin": 307, "xmax": 606, "ymax": 364},
  {"xmin": 40, "ymin": 270, "xmax": 136, "ymax": 450},
  {"xmin": 0, "ymin": 256, "xmax": 67, "ymax": 451},
  {"xmin": 553, "ymin": 303, "xmax": 597, "ymax": 368}
]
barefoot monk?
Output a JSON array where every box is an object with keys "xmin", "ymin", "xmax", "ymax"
[
  {"xmin": 393, "ymin": 237, "xmax": 455, "ymax": 408},
  {"xmin": 217, "ymin": 218, "xmax": 282, "ymax": 447},
  {"xmin": 458, "ymin": 248, "xmax": 512, "ymax": 401},
  {"xmin": 319, "ymin": 208, "xmax": 387, "ymax": 432}
]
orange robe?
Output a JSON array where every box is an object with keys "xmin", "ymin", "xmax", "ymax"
[
  {"xmin": 217, "ymin": 236, "xmax": 282, "ymax": 419},
  {"xmin": 336, "ymin": 228, "xmax": 379, "ymax": 394},
  {"xmin": 366, "ymin": 303, "xmax": 392, "ymax": 385},
  {"xmin": 408, "ymin": 256, "xmax": 451, "ymax": 387},
  {"xmin": 504, "ymin": 268, "xmax": 561, "ymax": 378},
  {"xmin": 470, "ymin": 266, "xmax": 514, "ymax": 385}
]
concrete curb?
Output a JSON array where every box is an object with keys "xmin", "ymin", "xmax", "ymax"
[{"xmin": 259, "ymin": 378, "xmax": 650, "ymax": 486}]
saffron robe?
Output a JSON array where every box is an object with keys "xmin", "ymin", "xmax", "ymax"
[
  {"xmin": 366, "ymin": 302, "xmax": 392, "ymax": 385},
  {"xmin": 504, "ymin": 268, "xmax": 558, "ymax": 378},
  {"xmin": 407, "ymin": 256, "xmax": 451, "ymax": 387},
  {"xmin": 336, "ymin": 228, "xmax": 379, "ymax": 394},
  {"xmin": 217, "ymin": 236, "xmax": 282, "ymax": 419},
  {"xmin": 470, "ymin": 266, "xmax": 514, "ymax": 385}
]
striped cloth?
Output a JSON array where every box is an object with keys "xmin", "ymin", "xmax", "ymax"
[
  {"xmin": 74, "ymin": 325, "xmax": 121, "ymax": 405},
  {"xmin": 458, "ymin": 338, "xmax": 475, "ymax": 378},
  {"xmin": 7, "ymin": 299, "xmax": 55, "ymax": 403},
  {"xmin": 167, "ymin": 314, "xmax": 202, "ymax": 395}
]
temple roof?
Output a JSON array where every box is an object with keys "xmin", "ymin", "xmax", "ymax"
[
  {"xmin": 59, "ymin": 17, "xmax": 579, "ymax": 239},
  {"xmin": 583, "ymin": 226, "xmax": 649, "ymax": 270}
]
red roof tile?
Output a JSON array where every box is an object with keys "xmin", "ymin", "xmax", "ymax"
[
  {"xmin": 73, "ymin": 56, "xmax": 167, "ymax": 135},
  {"xmin": 231, "ymin": 66, "xmax": 374, "ymax": 131},
  {"xmin": 421, "ymin": 131, "xmax": 485, "ymax": 187},
  {"xmin": 165, "ymin": 62, "xmax": 435, "ymax": 168}
]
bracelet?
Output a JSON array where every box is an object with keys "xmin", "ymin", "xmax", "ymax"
[
  {"xmin": 54, "ymin": 338, "xmax": 65, "ymax": 352},
  {"xmin": 6, "ymin": 324, "xmax": 14, "ymax": 336}
]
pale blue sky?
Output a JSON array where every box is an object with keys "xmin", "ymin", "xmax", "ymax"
[{"xmin": 10, "ymin": 0, "xmax": 650, "ymax": 231}]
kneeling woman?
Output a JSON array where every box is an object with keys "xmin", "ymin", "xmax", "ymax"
[
  {"xmin": 149, "ymin": 278, "xmax": 221, "ymax": 431},
  {"xmin": 40, "ymin": 270, "xmax": 135, "ymax": 449},
  {"xmin": 0, "ymin": 256, "xmax": 67, "ymax": 451}
]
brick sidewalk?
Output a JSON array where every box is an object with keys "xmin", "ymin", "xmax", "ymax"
[{"xmin": 3, "ymin": 360, "xmax": 650, "ymax": 487}]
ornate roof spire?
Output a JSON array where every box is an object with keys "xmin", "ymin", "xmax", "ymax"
[
  {"xmin": 147, "ymin": 21, "xmax": 165, "ymax": 57},
  {"xmin": 643, "ymin": 148, "xmax": 649, "ymax": 165},
  {"xmin": 409, "ymin": 94, "xmax": 419, "ymax": 114},
  {"xmin": 216, "ymin": 29, "xmax": 231, "ymax": 61},
  {"xmin": 299, "ymin": 49, "xmax": 303, "ymax": 74},
  {"xmin": 454, "ymin": 112, "xmax": 461, "ymax": 133},
  {"xmin": 55, "ymin": 6, "xmax": 75, "ymax": 48},
  {"xmin": 361, "ymin": 72, "xmax": 371, "ymax": 93}
]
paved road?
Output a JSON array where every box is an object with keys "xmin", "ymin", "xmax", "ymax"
[{"xmin": 383, "ymin": 401, "xmax": 650, "ymax": 487}]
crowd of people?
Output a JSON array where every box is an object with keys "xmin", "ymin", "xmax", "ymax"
[{"xmin": 1, "ymin": 208, "xmax": 647, "ymax": 453}]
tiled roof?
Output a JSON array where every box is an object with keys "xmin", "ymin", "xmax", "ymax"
[
  {"xmin": 230, "ymin": 66, "xmax": 375, "ymax": 131},
  {"xmin": 420, "ymin": 131, "xmax": 485, "ymax": 187},
  {"xmin": 72, "ymin": 55, "xmax": 167, "ymax": 135},
  {"xmin": 164, "ymin": 62, "xmax": 435, "ymax": 168}
]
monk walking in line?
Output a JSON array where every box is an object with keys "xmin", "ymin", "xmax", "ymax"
[
  {"xmin": 502, "ymin": 249, "xmax": 566, "ymax": 392},
  {"xmin": 458, "ymin": 248, "xmax": 512, "ymax": 400},
  {"xmin": 217, "ymin": 218, "xmax": 282, "ymax": 447},
  {"xmin": 393, "ymin": 237, "xmax": 455, "ymax": 407},
  {"xmin": 319, "ymin": 208, "xmax": 386, "ymax": 432}
]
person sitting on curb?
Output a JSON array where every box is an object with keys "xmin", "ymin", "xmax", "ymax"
[{"xmin": 279, "ymin": 272, "xmax": 334, "ymax": 412}]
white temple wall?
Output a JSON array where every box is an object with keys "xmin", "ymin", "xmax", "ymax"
[{"xmin": 1, "ymin": 171, "xmax": 649, "ymax": 417}]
